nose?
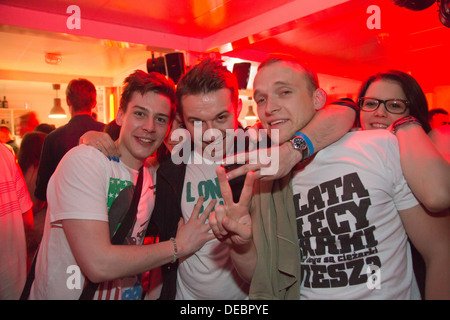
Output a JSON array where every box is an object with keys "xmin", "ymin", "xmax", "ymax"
[
  {"xmin": 373, "ymin": 102, "xmax": 388, "ymax": 117},
  {"xmin": 203, "ymin": 121, "xmax": 218, "ymax": 142},
  {"xmin": 205, "ymin": 121, "xmax": 215, "ymax": 131},
  {"xmin": 142, "ymin": 118, "xmax": 156, "ymax": 133},
  {"xmin": 265, "ymin": 97, "xmax": 281, "ymax": 115}
]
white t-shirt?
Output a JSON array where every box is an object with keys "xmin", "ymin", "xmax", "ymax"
[
  {"xmin": 176, "ymin": 151, "xmax": 249, "ymax": 300},
  {"xmin": 0, "ymin": 144, "xmax": 32, "ymax": 300},
  {"xmin": 30, "ymin": 145, "xmax": 156, "ymax": 300},
  {"xmin": 293, "ymin": 130, "xmax": 420, "ymax": 300}
]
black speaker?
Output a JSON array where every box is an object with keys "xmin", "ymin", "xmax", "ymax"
[
  {"xmin": 147, "ymin": 56, "xmax": 166, "ymax": 75},
  {"xmin": 165, "ymin": 52, "xmax": 185, "ymax": 84},
  {"xmin": 391, "ymin": 0, "xmax": 436, "ymax": 11},
  {"xmin": 232, "ymin": 62, "xmax": 251, "ymax": 90}
]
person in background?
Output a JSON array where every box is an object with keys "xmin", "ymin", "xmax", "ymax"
[
  {"xmin": 34, "ymin": 78, "xmax": 105, "ymax": 208},
  {"xmin": 18, "ymin": 112, "xmax": 39, "ymax": 138},
  {"xmin": 0, "ymin": 143, "xmax": 33, "ymax": 299},
  {"xmin": 17, "ymin": 131, "xmax": 48, "ymax": 268},
  {"xmin": 28, "ymin": 70, "xmax": 215, "ymax": 300},
  {"xmin": 427, "ymin": 108, "xmax": 450, "ymax": 160},
  {"xmin": 209, "ymin": 55, "xmax": 450, "ymax": 300},
  {"xmin": 0, "ymin": 125, "xmax": 19, "ymax": 155},
  {"xmin": 428, "ymin": 108, "xmax": 449, "ymax": 130},
  {"xmin": 155, "ymin": 112, "xmax": 185, "ymax": 164},
  {"xmin": 428, "ymin": 124, "xmax": 450, "ymax": 161},
  {"xmin": 33, "ymin": 123, "xmax": 56, "ymax": 135}
]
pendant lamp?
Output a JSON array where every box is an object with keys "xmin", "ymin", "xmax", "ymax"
[{"xmin": 49, "ymin": 84, "xmax": 67, "ymax": 118}]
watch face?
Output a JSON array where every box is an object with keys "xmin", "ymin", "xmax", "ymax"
[{"xmin": 292, "ymin": 137, "xmax": 306, "ymax": 150}]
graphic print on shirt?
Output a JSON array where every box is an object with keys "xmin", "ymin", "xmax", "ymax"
[
  {"xmin": 185, "ymin": 178, "xmax": 224, "ymax": 212},
  {"xmin": 294, "ymin": 172, "xmax": 381, "ymax": 289},
  {"xmin": 103, "ymin": 177, "xmax": 150, "ymax": 300}
]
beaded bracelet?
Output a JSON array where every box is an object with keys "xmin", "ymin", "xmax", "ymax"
[
  {"xmin": 170, "ymin": 237, "xmax": 178, "ymax": 263},
  {"xmin": 392, "ymin": 116, "xmax": 422, "ymax": 135}
]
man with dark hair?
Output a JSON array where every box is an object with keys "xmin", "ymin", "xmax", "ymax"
[
  {"xmin": 34, "ymin": 78, "xmax": 105, "ymax": 205},
  {"xmin": 428, "ymin": 108, "xmax": 449, "ymax": 130},
  {"xmin": 29, "ymin": 70, "xmax": 214, "ymax": 300}
]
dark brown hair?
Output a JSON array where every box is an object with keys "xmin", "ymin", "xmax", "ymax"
[
  {"xmin": 66, "ymin": 78, "xmax": 97, "ymax": 112},
  {"xmin": 120, "ymin": 70, "xmax": 176, "ymax": 121},
  {"xmin": 176, "ymin": 59, "xmax": 239, "ymax": 115}
]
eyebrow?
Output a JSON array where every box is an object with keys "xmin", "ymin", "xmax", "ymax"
[
  {"xmin": 254, "ymin": 81, "xmax": 293, "ymax": 96},
  {"xmin": 132, "ymin": 105, "xmax": 170, "ymax": 118},
  {"xmin": 187, "ymin": 110, "xmax": 230, "ymax": 122}
]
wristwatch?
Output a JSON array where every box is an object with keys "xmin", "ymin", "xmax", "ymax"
[{"xmin": 290, "ymin": 134, "xmax": 310, "ymax": 160}]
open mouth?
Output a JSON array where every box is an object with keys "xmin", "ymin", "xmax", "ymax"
[{"xmin": 370, "ymin": 123, "xmax": 389, "ymax": 129}]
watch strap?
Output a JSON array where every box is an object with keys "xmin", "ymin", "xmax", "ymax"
[{"xmin": 292, "ymin": 131, "xmax": 314, "ymax": 157}]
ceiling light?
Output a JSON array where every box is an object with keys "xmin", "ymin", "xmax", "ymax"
[
  {"xmin": 245, "ymin": 105, "xmax": 258, "ymax": 120},
  {"xmin": 49, "ymin": 84, "xmax": 67, "ymax": 118},
  {"xmin": 45, "ymin": 52, "xmax": 62, "ymax": 65}
]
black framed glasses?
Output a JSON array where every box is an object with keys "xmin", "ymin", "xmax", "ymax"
[{"xmin": 358, "ymin": 97, "xmax": 410, "ymax": 114}]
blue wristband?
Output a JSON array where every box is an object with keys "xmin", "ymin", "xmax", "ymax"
[{"xmin": 293, "ymin": 131, "xmax": 314, "ymax": 157}]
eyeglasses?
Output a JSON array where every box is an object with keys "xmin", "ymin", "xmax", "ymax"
[{"xmin": 358, "ymin": 97, "xmax": 410, "ymax": 114}]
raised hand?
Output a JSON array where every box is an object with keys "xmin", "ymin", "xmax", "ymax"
[
  {"xmin": 175, "ymin": 196, "xmax": 217, "ymax": 257},
  {"xmin": 223, "ymin": 142, "xmax": 299, "ymax": 182},
  {"xmin": 209, "ymin": 166, "xmax": 255, "ymax": 246},
  {"xmin": 79, "ymin": 130, "xmax": 121, "ymax": 160}
]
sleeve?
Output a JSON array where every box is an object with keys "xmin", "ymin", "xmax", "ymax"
[
  {"xmin": 384, "ymin": 133, "xmax": 419, "ymax": 211},
  {"xmin": 14, "ymin": 161, "xmax": 33, "ymax": 214},
  {"xmin": 329, "ymin": 98, "xmax": 359, "ymax": 112},
  {"xmin": 34, "ymin": 135, "xmax": 55, "ymax": 201},
  {"xmin": 47, "ymin": 146, "xmax": 110, "ymax": 223},
  {"xmin": 0, "ymin": 145, "xmax": 32, "ymax": 216}
]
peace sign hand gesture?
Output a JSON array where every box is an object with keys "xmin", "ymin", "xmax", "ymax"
[{"xmin": 209, "ymin": 166, "xmax": 255, "ymax": 246}]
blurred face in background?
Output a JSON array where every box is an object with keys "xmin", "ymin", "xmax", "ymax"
[
  {"xmin": 164, "ymin": 112, "xmax": 185, "ymax": 153},
  {"xmin": 429, "ymin": 113, "xmax": 449, "ymax": 130}
]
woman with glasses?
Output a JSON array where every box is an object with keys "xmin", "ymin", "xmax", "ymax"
[
  {"xmin": 356, "ymin": 70, "xmax": 450, "ymax": 299},
  {"xmin": 356, "ymin": 70, "xmax": 449, "ymax": 212}
]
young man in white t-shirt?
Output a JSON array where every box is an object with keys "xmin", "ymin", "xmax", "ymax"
[
  {"xmin": 210, "ymin": 55, "xmax": 450, "ymax": 299},
  {"xmin": 29, "ymin": 70, "xmax": 216, "ymax": 300}
]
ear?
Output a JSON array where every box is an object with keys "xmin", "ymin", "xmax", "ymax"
[
  {"xmin": 313, "ymin": 88, "xmax": 327, "ymax": 110},
  {"xmin": 236, "ymin": 98, "xmax": 243, "ymax": 119},
  {"xmin": 115, "ymin": 108, "xmax": 124, "ymax": 127}
]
